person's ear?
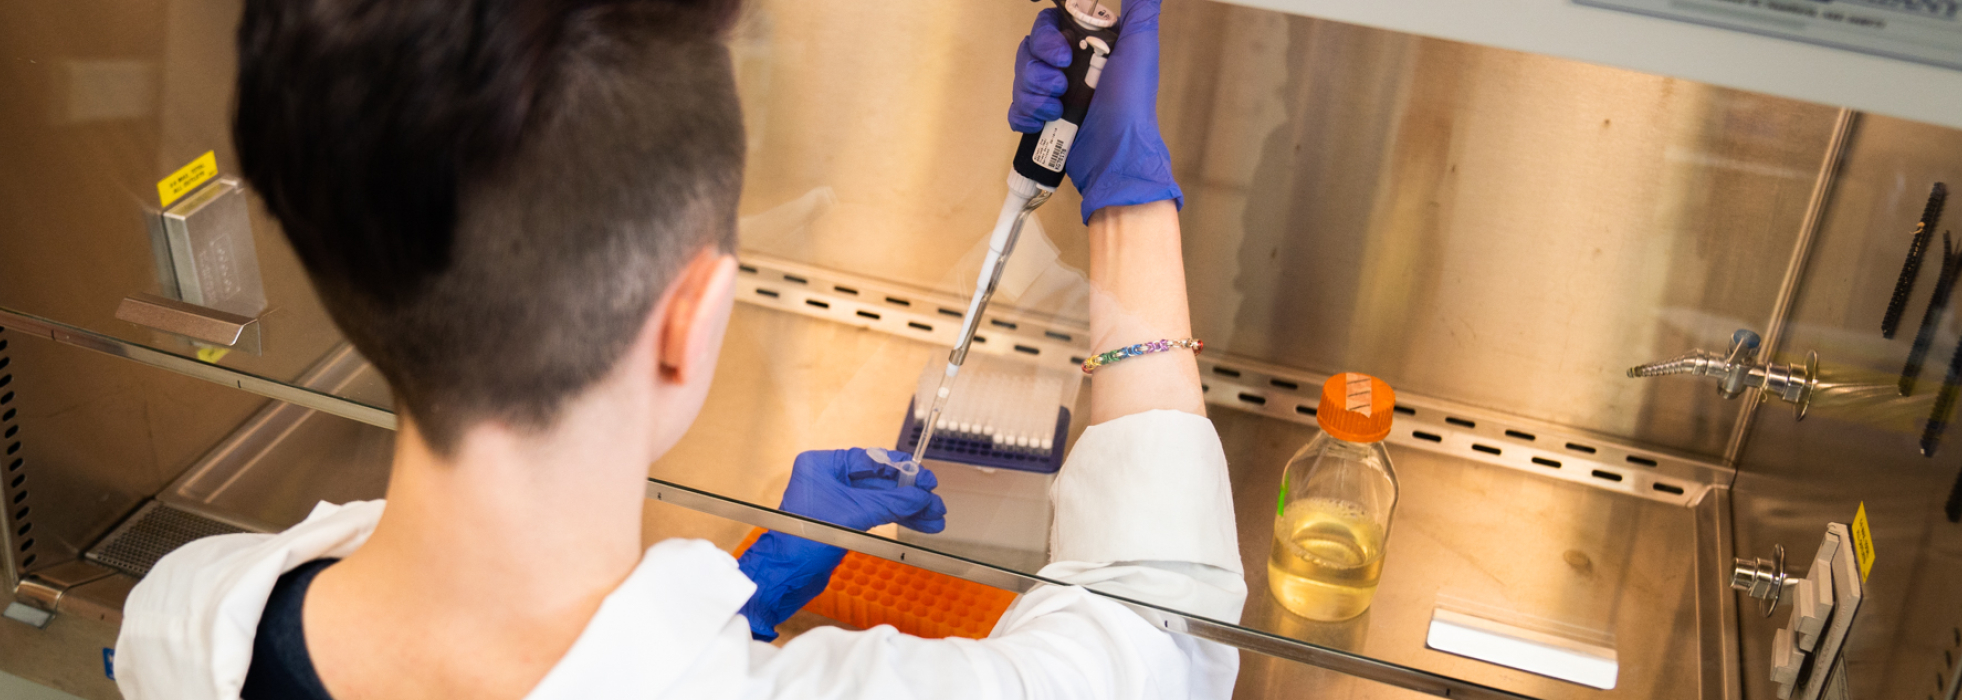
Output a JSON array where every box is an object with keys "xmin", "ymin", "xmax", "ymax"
[{"xmin": 659, "ymin": 248, "xmax": 739, "ymax": 384}]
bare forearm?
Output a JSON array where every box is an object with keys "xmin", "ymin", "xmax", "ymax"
[{"xmin": 1086, "ymin": 200, "xmax": 1205, "ymax": 425}]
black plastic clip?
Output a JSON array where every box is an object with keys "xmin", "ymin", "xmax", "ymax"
[
  {"xmin": 1885, "ymin": 183, "xmax": 1947, "ymax": 339},
  {"xmin": 1900, "ymin": 232, "xmax": 1962, "ymax": 397}
]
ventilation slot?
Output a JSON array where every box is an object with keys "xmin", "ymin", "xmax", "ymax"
[
  {"xmin": 805, "ymin": 299, "xmax": 830, "ymax": 310},
  {"xmin": 834, "ymin": 285, "xmax": 859, "ymax": 295},
  {"xmin": 1531, "ymin": 457, "xmax": 1561, "ymax": 468},
  {"xmin": 1044, "ymin": 330, "xmax": 1073, "ymax": 342},
  {"xmin": 1471, "ymin": 444, "xmax": 1501, "ymax": 455},
  {"xmin": 855, "ymin": 310, "xmax": 880, "ymax": 320},
  {"xmin": 1505, "ymin": 430, "xmax": 1537, "ymax": 441},
  {"xmin": 1652, "ymin": 482, "xmax": 1684, "ymax": 495},
  {"xmin": 937, "ymin": 308, "xmax": 963, "ymax": 318},
  {"xmin": 1626, "ymin": 455, "xmax": 1658, "ymax": 467},
  {"xmin": 1412, "ymin": 431, "xmax": 1442, "ymax": 443},
  {"xmin": 885, "ymin": 297, "xmax": 911, "ymax": 307},
  {"xmin": 1237, "ymin": 393, "xmax": 1267, "ymax": 406},
  {"xmin": 1393, "ymin": 405, "xmax": 1416, "ymax": 416},
  {"xmin": 0, "ymin": 326, "xmax": 26, "ymax": 573},
  {"xmin": 782, "ymin": 274, "xmax": 808, "ymax": 284},
  {"xmin": 1565, "ymin": 442, "xmax": 1598, "ymax": 454},
  {"xmin": 738, "ymin": 264, "xmax": 758, "ymax": 274},
  {"xmin": 1270, "ymin": 379, "xmax": 1299, "ymax": 391},
  {"xmin": 1211, "ymin": 366, "xmax": 1242, "ymax": 378},
  {"xmin": 1013, "ymin": 345, "xmax": 1040, "ymax": 356},
  {"xmin": 87, "ymin": 502, "xmax": 248, "ymax": 577},
  {"xmin": 1296, "ymin": 405, "xmax": 1317, "ymax": 416},
  {"xmin": 990, "ymin": 319, "xmax": 1018, "ymax": 330},
  {"xmin": 1446, "ymin": 417, "xmax": 1476, "ymax": 428},
  {"xmin": 755, "ymin": 288, "xmax": 780, "ymax": 298},
  {"xmin": 1590, "ymin": 470, "xmax": 1624, "ymax": 483},
  {"xmin": 908, "ymin": 322, "xmax": 933, "ymax": 332}
]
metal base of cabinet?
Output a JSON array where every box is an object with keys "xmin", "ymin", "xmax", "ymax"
[
  {"xmin": 1215, "ymin": 406, "xmax": 1733, "ymax": 700},
  {"xmin": 1, "ymin": 282, "xmax": 1745, "ymax": 700},
  {"xmin": 0, "ymin": 602, "xmax": 120, "ymax": 700}
]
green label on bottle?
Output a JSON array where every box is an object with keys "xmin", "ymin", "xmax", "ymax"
[{"xmin": 1277, "ymin": 474, "xmax": 1288, "ymax": 516}]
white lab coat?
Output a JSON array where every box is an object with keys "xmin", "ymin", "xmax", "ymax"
[{"xmin": 115, "ymin": 409, "xmax": 1247, "ymax": 699}]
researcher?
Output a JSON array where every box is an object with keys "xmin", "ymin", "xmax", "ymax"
[{"xmin": 114, "ymin": 0, "xmax": 1246, "ymax": 698}]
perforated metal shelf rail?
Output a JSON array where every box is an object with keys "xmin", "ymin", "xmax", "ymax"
[{"xmin": 731, "ymin": 253, "xmax": 1732, "ymax": 507}]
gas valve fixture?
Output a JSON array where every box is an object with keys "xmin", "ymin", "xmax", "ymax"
[
  {"xmin": 1729, "ymin": 525, "xmax": 1865, "ymax": 700},
  {"xmin": 1627, "ymin": 329, "xmax": 1820, "ymax": 419}
]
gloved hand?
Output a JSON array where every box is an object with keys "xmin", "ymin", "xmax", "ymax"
[
  {"xmin": 736, "ymin": 448, "xmax": 946, "ymax": 641},
  {"xmin": 1009, "ymin": 0, "xmax": 1180, "ymax": 223}
]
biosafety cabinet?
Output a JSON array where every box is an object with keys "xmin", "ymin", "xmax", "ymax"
[{"xmin": 1, "ymin": 1, "xmax": 1959, "ymax": 698}]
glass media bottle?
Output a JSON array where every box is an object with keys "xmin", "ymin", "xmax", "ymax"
[{"xmin": 1269, "ymin": 373, "xmax": 1398, "ymax": 621}]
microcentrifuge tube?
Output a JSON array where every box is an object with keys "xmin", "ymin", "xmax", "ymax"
[{"xmin": 866, "ymin": 447, "xmax": 920, "ymax": 488}]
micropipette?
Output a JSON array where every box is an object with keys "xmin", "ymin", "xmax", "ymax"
[{"xmin": 904, "ymin": 0, "xmax": 1121, "ymax": 486}]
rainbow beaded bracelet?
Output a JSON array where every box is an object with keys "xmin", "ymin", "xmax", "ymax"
[{"xmin": 1081, "ymin": 337, "xmax": 1205, "ymax": 374}]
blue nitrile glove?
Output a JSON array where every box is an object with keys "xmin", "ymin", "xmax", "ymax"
[
  {"xmin": 736, "ymin": 448, "xmax": 946, "ymax": 641},
  {"xmin": 1008, "ymin": 0, "xmax": 1180, "ymax": 223}
]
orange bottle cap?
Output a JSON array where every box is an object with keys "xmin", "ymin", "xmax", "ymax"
[{"xmin": 1316, "ymin": 373, "xmax": 1396, "ymax": 443}]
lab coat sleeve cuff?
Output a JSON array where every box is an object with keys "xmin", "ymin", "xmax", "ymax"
[{"xmin": 1049, "ymin": 409, "xmax": 1242, "ymax": 574}]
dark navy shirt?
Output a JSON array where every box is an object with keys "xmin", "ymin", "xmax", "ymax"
[{"xmin": 240, "ymin": 558, "xmax": 339, "ymax": 700}]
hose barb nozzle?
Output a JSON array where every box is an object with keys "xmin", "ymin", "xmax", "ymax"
[
  {"xmin": 1627, "ymin": 350, "xmax": 1723, "ymax": 379},
  {"xmin": 1626, "ymin": 329, "xmax": 1819, "ymax": 420}
]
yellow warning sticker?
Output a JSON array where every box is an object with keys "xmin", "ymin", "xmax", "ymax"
[
  {"xmin": 157, "ymin": 151, "xmax": 218, "ymax": 207},
  {"xmin": 195, "ymin": 346, "xmax": 230, "ymax": 365},
  {"xmin": 1851, "ymin": 502, "xmax": 1874, "ymax": 582}
]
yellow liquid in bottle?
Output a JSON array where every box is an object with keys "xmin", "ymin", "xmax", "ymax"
[{"xmin": 1267, "ymin": 498, "xmax": 1385, "ymax": 621}]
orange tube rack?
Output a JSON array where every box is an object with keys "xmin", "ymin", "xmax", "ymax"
[{"xmin": 732, "ymin": 527, "xmax": 1018, "ymax": 640}]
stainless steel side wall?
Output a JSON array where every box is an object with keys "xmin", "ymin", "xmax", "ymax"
[
  {"xmin": 1733, "ymin": 114, "xmax": 1962, "ymax": 700},
  {"xmin": 0, "ymin": 0, "xmax": 348, "ymax": 583}
]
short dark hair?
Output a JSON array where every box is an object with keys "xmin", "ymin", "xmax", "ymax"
[{"xmin": 235, "ymin": 0, "xmax": 746, "ymax": 453}]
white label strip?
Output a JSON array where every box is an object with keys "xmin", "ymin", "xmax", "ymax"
[{"xmin": 1426, "ymin": 608, "xmax": 1619, "ymax": 690}]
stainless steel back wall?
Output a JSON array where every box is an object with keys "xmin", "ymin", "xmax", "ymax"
[
  {"xmin": 1159, "ymin": 7, "xmax": 1843, "ymax": 459},
  {"xmin": 730, "ymin": 1, "xmax": 1843, "ymax": 459}
]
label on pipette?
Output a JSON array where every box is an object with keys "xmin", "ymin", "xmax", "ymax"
[{"xmin": 1031, "ymin": 120, "xmax": 1078, "ymax": 172}]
